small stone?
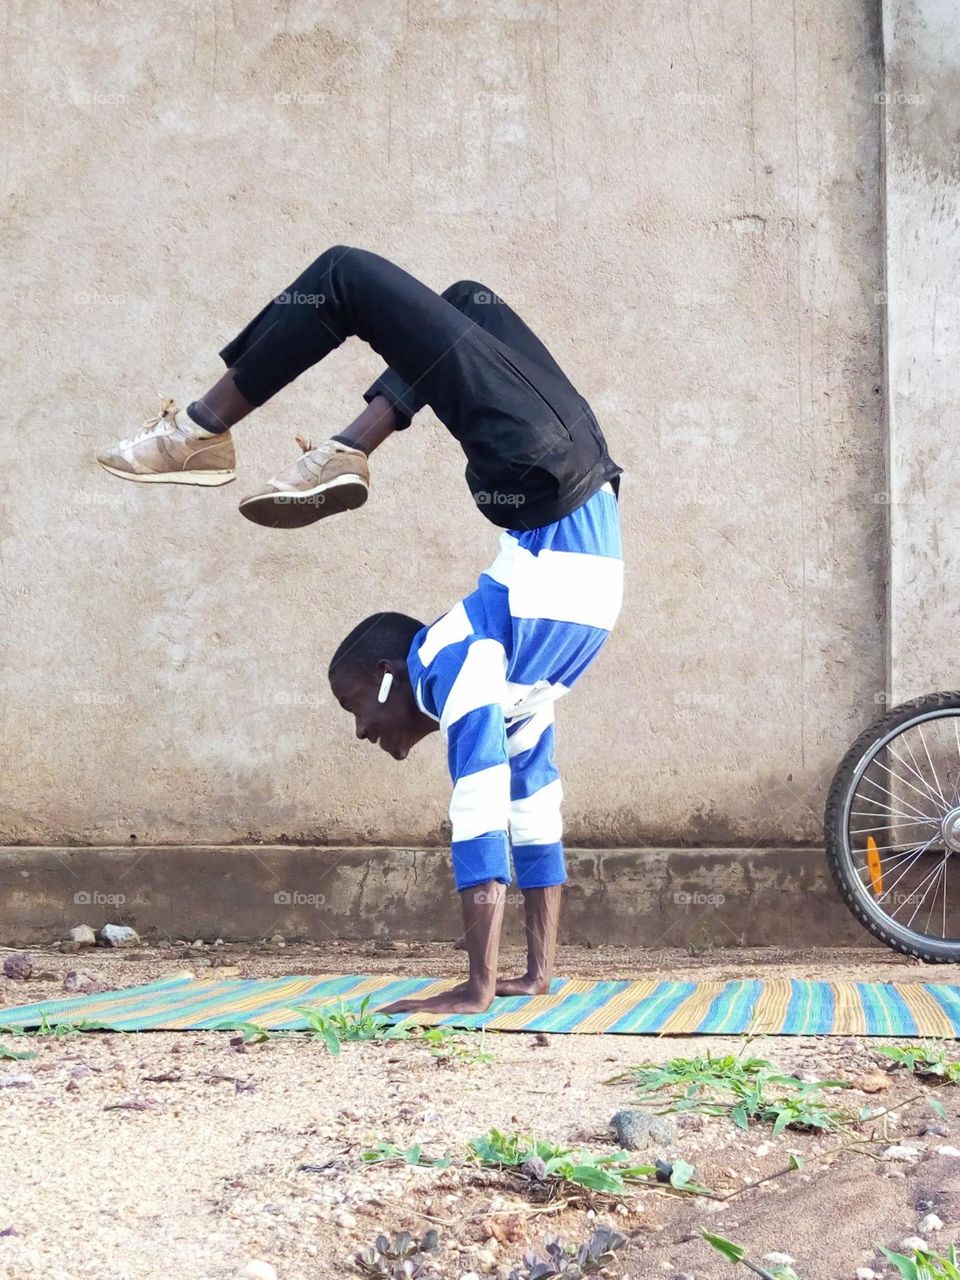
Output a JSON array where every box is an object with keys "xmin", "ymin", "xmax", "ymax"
[
  {"xmin": 215, "ymin": 938, "xmax": 224, "ymax": 946},
  {"xmin": 478, "ymin": 1250, "xmax": 497, "ymax": 1273},
  {"xmin": 59, "ymin": 941, "xmax": 81, "ymax": 954},
  {"xmin": 855, "ymin": 1269, "xmax": 877, "ymax": 1279},
  {"xmin": 269, "ymin": 934, "xmax": 286, "ymax": 947},
  {"xmin": 236, "ymin": 1264, "xmax": 277, "ymax": 1280},
  {"xmin": 901, "ymin": 1236, "xmax": 928, "ymax": 1252},
  {"xmin": 851, "ymin": 1070, "xmax": 890, "ymax": 1093},
  {"xmin": 937, "ymin": 1145, "xmax": 960, "ymax": 1157},
  {"xmin": 191, "ymin": 939, "xmax": 205, "ymax": 949},
  {"xmin": 334, "ymin": 1210, "xmax": 357, "ymax": 1230},
  {"xmin": 99, "ymin": 924, "xmax": 140, "ymax": 948},
  {"xmin": 918, "ymin": 1213, "xmax": 944, "ymax": 1234},
  {"xmin": 610, "ymin": 1109, "xmax": 676, "ymax": 1150},
  {"xmin": 923, "ymin": 1124, "xmax": 949, "ymax": 1138},
  {"xmin": 459, "ymin": 1273, "xmax": 481, "ymax": 1280},
  {"xmin": 0, "ymin": 1074, "xmax": 34, "ymax": 1088},
  {"xmin": 65, "ymin": 925, "xmax": 97, "ymax": 948},
  {"xmin": 156, "ymin": 939, "xmax": 172, "ymax": 950},
  {"xmin": 63, "ymin": 970, "xmax": 110, "ymax": 995},
  {"xmin": 755, "ymin": 1142, "xmax": 773, "ymax": 1158},
  {"xmin": 762, "ymin": 1254, "xmax": 794, "ymax": 1266},
  {"xmin": 2, "ymin": 953, "xmax": 33, "ymax": 980},
  {"xmin": 881, "ymin": 1145, "xmax": 919, "ymax": 1162}
]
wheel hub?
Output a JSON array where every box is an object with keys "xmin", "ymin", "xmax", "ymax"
[{"xmin": 942, "ymin": 807, "xmax": 960, "ymax": 852}]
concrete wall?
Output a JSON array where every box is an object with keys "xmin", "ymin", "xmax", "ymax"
[
  {"xmin": 2, "ymin": 0, "xmax": 884, "ymax": 848},
  {"xmin": 884, "ymin": 0, "xmax": 960, "ymax": 702}
]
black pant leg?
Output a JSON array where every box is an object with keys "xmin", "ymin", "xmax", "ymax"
[
  {"xmin": 362, "ymin": 278, "xmax": 579, "ymax": 429},
  {"xmin": 219, "ymin": 246, "xmax": 503, "ymax": 427}
]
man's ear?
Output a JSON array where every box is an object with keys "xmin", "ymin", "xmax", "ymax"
[{"xmin": 380, "ymin": 657, "xmax": 407, "ymax": 683}]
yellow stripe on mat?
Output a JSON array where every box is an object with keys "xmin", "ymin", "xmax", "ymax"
[
  {"xmin": 160, "ymin": 975, "xmax": 326, "ymax": 1030},
  {"xmin": 61, "ymin": 977, "xmax": 225, "ymax": 1026},
  {"xmin": 268, "ymin": 976, "xmax": 460, "ymax": 1028},
  {"xmin": 833, "ymin": 982, "xmax": 869, "ymax": 1036},
  {"xmin": 897, "ymin": 984, "xmax": 958, "ymax": 1038},
  {"xmin": 659, "ymin": 981, "xmax": 727, "ymax": 1035},
  {"xmin": 477, "ymin": 978, "xmax": 599, "ymax": 1031},
  {"xmin": 575, "ymin": 980, "xmax": 664, "ymax": 1034},
  {"xmin": 745, "ymin": 979, "xmax": 794, "ymax": 1035}
]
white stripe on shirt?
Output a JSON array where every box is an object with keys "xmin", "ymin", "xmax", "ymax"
[
  {"xmin": 510, "ymin": 778, "xmax": 564, "ymax": 844},
  {"xmin": 450, "ymin": 763, "xmax": 511, "ymax": 841},
  {"xmin": 417, "ymin": 600, "xmax": 472, "ymax": 667},
  {"xmin": 485, "ymin": 539, "xmax": 623, "ymax": 630},
  {"xmin": 439, "ymin": 638, "xmax": 508, "ymax": 736}
]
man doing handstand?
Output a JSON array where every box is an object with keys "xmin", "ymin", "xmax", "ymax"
[{"xmin": 97, "ymin": 245, "xmax": 623, "ymax": 1015}]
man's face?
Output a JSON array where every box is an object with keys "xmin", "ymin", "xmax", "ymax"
[{"xmin": 330, "ymin": 664, "xmax": 426, "ymax": 761}]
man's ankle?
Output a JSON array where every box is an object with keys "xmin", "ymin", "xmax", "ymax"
[{"xmin": 187, "ymin": 401, "xmax": 229, "ymax": 435}]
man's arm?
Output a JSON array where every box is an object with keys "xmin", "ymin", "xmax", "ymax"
[{"xmin": 439, "ymin": 638, "xmax": 512, "ymax": 890}]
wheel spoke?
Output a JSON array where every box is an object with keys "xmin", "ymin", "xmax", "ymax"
[
  {"xmin": 873, "ymin": 832, "xmax": 940, "ymax": 906},
  {"xmin": 840, "ymin": 703, "xmax": 960, "ymax": 952},
  {"xmin": 884, "ymin": 746, "xmax": 952, "ymax": 814},
  {"xmin": 854, "ymin": 775, "xmax": 943, "ymax": 823},
  {"xmin": 917, "ymin": 725, "xmax": 950, "ymax": 809}
]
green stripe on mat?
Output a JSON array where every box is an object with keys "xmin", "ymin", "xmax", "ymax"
[{"xmin": 2, "ymin": 975, "xmax": 960, "ymax": 1035}]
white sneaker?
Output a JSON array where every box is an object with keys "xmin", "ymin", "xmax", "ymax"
[{"xmin": 96, "ymin": 398, "xmax": 237, "ymax": 485}]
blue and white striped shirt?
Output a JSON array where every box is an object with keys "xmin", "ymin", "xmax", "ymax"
[{"xmin": 406, "ymin": 484, "xmax": 623, "ymax": 889}]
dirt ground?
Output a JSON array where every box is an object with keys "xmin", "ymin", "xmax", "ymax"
[{"xmin": 1, "ymin": 941, "xmax": 959, "ymax": 1280}]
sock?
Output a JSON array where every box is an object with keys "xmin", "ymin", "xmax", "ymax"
[{"xmin": 185, "ymin": 401, "xmax": 226, "ymax": 437}]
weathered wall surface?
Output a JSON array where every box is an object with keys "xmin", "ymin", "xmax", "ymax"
[
  {"xmin": 1, "ymin": 0, "xmax": 884, "ymax": 847},
  {"xmin": 884, "ymin": 0, "xmax": 960, "ymax": 702}
]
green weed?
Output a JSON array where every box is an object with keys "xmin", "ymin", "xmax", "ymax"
[
  {"xmin": 883, "ymin": 1245, "xmax": 960, "ymax": 1280},
  {"xmin": 876, "ymin": 1042, "xmax": 960, "ymax": 1084}
]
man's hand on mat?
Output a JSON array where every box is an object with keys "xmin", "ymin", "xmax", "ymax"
[{"xmin": 379, "ymin": 981, "xmax": 494, "ymax": 1017}]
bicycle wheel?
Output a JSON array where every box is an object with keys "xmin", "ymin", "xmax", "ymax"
[{"xmin": 825, "ymin": 691, "xmax": 960, "ymax": 962}]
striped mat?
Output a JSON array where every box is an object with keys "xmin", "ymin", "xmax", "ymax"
[{"xmin": 3, "ymin": 974, "xmax": 960, "ymax": 1036}]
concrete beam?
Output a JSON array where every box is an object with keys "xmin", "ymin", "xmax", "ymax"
[{"xmin": 0, "ymin": 845, "xmax": 866, "ymax": 950}]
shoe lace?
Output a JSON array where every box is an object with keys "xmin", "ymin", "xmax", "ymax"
[{"xmin": 118, "ymin": 398, "xmax": 183, "ymax": 448}]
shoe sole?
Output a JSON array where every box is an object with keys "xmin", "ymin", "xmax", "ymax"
[
  {"xmin": 238, "ymin": 474, "xmax": 369, "ymax": 529},
  {"xmin": 98, "ymin": 461, "xmax": 236, "ymax": 486}
]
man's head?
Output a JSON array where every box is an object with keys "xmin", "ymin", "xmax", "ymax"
[{"xmin": 328, "ymin": 612, "xmax": 436, "ymax": 760}]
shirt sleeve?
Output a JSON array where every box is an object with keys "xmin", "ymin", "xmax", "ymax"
[{"xmin": 424, "ymin": 636, "xmax": 511, "ymax": 890}]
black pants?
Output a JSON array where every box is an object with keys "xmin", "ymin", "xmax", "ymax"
[{"xmin": 219, "ymin": 246, "xmax": 621, "ymax": 529}]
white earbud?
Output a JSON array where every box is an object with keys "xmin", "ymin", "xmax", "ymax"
[{"xmin": 377, "ymin": 671, "xmax": 394, "ymax": 704}]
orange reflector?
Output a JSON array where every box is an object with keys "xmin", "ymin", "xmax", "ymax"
[{"xmin": 866, "ymin": 835, "xmax": 884, "ymax": 895}]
